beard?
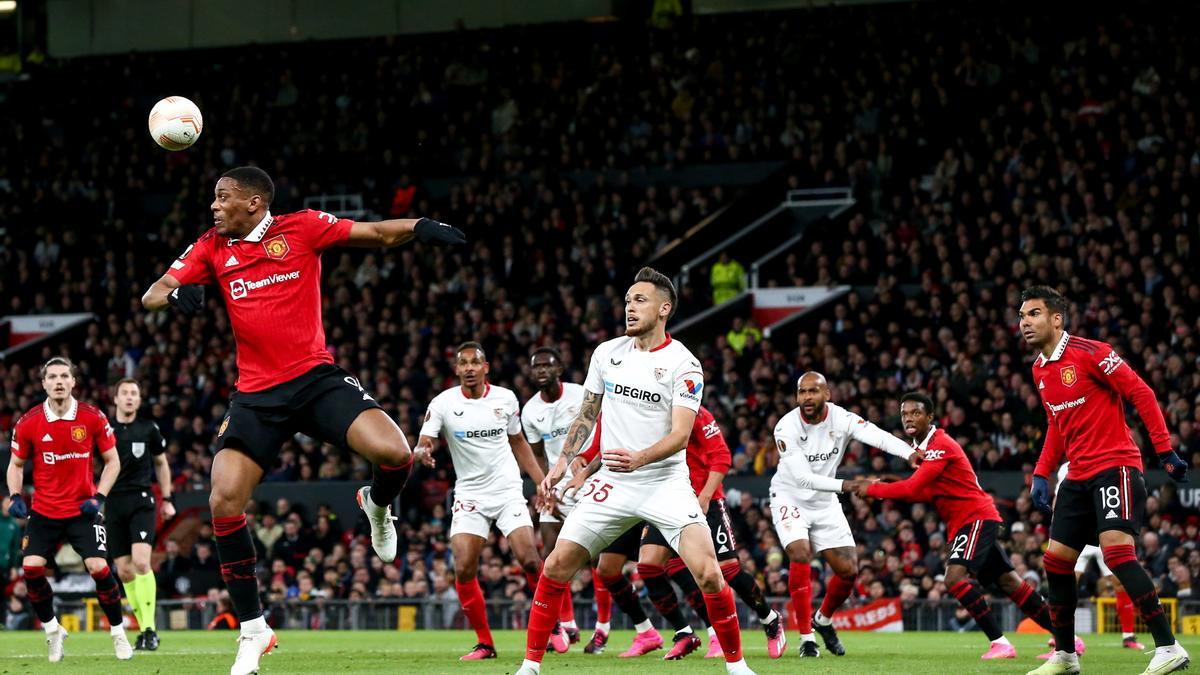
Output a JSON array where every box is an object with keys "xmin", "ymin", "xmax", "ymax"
[{"xmin": 624, "ymin": 315, "xmax": 659, "ymax": 338}]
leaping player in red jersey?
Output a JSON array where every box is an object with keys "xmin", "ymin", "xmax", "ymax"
[
  {"xmin": 6, "ymin": 357, "xmax": 132, "ymax": 663},
  {"xmin": 142, "ymin": 166, "xmax": 465, "ymax": 675},
  {"xmin": 845, "ymin": 391, "xmax": 1059, "ymax": 661},
  {"xmin": 1018, "ymin": 286, "xmax": 1189, "ymax": 675}
]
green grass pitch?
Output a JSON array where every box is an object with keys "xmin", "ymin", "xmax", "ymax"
[{"xmin": 0, "ymin": 630, "xmax": 1189, "ymax": 674}]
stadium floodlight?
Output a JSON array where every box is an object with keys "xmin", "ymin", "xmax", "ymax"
[{"xmin": 0, "ymin": 1, "xmax": 15, "ymax": 13}]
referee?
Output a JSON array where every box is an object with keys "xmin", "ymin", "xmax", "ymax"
[{"xmin": 107, "ymin": 378, "xmax": 174, "ymax": 651}]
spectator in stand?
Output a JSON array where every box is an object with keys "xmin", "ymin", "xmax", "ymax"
[
  {"xmin": 0, "ymin": 497, "xmax": 22, "ymax": 582},
  {"xmin": 711, "ymin": 251, "xmax": 746, "ymax": 306}
]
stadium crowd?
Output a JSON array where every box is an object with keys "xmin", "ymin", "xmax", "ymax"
[{"xmin": 1, "ymin": 0, "xmax": 1199, "ymax": 629}]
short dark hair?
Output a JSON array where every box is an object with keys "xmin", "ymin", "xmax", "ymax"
[
  {"xmin": 221, "ymin": 166, "xmax": 275, "ymax": 205},
  {"xmin": 633, "ymin": 266, "xmax": 678, "ymax": 319},
  {"xmin": 115, "ymin": 377, "xmax": 140, "ymax": 392},
  {"xmin": 1020, "ymin": 285, "xmax": 1070, "ymax": 318},
  {"xmin": 457, "ymin": 341, "xmax": 486, "ymax": 359},
  {"xmin": 901, "ymin": 391, "xmax": 935, "ymax": 416},
  {"xmin": 530, "ymin": 346, "xmax": 562, "ymax": 364},
  {"xmin": 40, "ymin": 356, "xmax": 75, "ymax": 378}
]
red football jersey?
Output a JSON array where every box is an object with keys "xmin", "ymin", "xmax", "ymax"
[
  {"xmin": 10, "ymin": 399, "xmax": 116, "ymax": 519},
  {"xmin": 581, "ymin": 406, "xmax": 730, "ymax": 498},
  {"xmin": 1031, "ymin": 333, "xmax": 1170, "ymax": 481},
  {"xmin": 867, "ymin": 427, "xmax": 999, "ymax": 537},
  {"xmin": 686, "ymin": 407, "xmax": 732, "ymax": 499},
  {"xmin": 166, "ymin": 209, "xmax": 354, "ymax": 393}
]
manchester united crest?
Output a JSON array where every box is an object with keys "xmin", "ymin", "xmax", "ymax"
[
  {"xmin": 21, "ymin": 536, "xmax": 28, "ymax": 550},
  {"xmin": 1060, "ymin": 365, "xmax": 1078, "ymax": 387},
  {"xmin": 70, "ymin": 426, "xmax": 87, "ymax": 442},
  {"xmin": 218, "ymin": 417, "xmax": 230, "ymax": 437},
  {"xmin": 263, "ymin": 235, "xmax": 290, "ymax": 259}
]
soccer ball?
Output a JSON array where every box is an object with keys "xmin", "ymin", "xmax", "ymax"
[{"xmin": 148, "ymin": 96, "xmax": 203, "ymax": 151}]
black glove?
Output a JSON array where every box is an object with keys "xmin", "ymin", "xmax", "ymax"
[
  {"xmin": 8, "ymin": 494, "xmax": 28, "ymax": 518},
  {"xmin": 168, "ymin": 285, "xmax": 205, "ymax": 314},
  {"xmin": 80, "ymin": 492, "xmax": 106, "ymax": 517},
  {"xmin": 414, "ymin": 218, "xmax": 466, "ymax": 245},
  {"xmin": 1030, "ymin": 475, "xmax": 1052, "ymax": 515},
  {"xmin": 1160, "ymin": 451, "xmax": 1189, "ymax": 483}
]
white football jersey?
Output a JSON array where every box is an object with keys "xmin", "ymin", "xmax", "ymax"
[
  {"xmin": 419, "ymin": 384, "xmax": 523, "ymax": 496},
  {"xmin": 772, "ymin": 402, "xmax": 913, "ymax": 507},
  {"xmin": 584, "ymin": 335, "xmax": 704, "ymax": 486},
  {"xmin": 522, "ymin": 382, "xmax": 594, "ymax": 476}
]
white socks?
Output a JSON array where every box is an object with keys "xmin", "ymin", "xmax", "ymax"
[
  {"xmin": 43, "ymin": 617, "xmax": 60, "ymax": 634},
  {"xmin": 634, "ymin": 619, "xmax": 653, "ymax": 633},
  {"xmin": 562, "ymin": 620, "xmax": 577, "ymax": 630},
  {"xmin": 110, "ymin": 625, "xmax": 125, "ymax": 636},
  {"xmin": 800, "ymin": 632, "xmax": 815, "ymax": 643},
  {"xmin": 675, "ymin": 626, "xmax": 694, "ymax": 637},
  {"xmin": 520, "ymin": 659, "xmax": 541, "ymax": 672},
  {"xmin": 595, "ymin": 621, "xmax": 611, "ymax": 633},
  {"xmin": 992, "ymin": 636, "xmax": 1011, "ymax": 646},
  {"xmin": 813, "ymin": 610, "xmax": 831, "ymax": 626},
  {"xmin": 708, "ymin": 625, "xmax": 717, "ymax": 638},
  {"xmin": 240, "ymin": 616, "xmax": 268, "ymax": 636}
]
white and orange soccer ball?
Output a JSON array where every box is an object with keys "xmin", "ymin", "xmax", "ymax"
[{"xmin": 148, "ymin": 96, "xmax": 203, "ymax": 151}]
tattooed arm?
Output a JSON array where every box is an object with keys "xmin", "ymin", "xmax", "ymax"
[{"xmin": 538, "ymin": 390, "xmax": 602, "ymax": 503}]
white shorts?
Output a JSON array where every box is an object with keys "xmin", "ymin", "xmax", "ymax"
[
  {"xmin": 557, "ymin": 474, "xmax": 708, "ymax": 556},
  {"xmin": 1075, "ymin": 544, "xmax": 1111, "ymax": 576},
  {"xmin": 771, "ymin": 494, "xmax": 855, "ymax": 553},
  {"xmin": 449, "ymin": 489, "xmax": 533, "ymax": 539},
  {"xmin": 539, "ymin": 477, "xmax": 578, "ymax": 525}
]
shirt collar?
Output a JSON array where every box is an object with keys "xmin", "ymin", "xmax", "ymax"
[
  {"xmin": 1036, "ymin": 331, "xmax": 1071, "ymax": 367},
  {"xmin": 912, "ymin": 425, "xmax": 936, "ymax": 451},
  {"xmin": 229, "ymin": 211, "xmax": 273, "ymax": 245},
  {"xmin": 43, "ymin": 397, "xmax": 79, "ymax": 422}
]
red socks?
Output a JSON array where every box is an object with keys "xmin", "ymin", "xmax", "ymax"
[
  {"xmin": 560, "ymin": 589, "xmax": 575, "ymax": 623},
  {"xmin": 525, "ymin": 576, "xmax": 569, "ymax": 662},
  {"xmin": 820, "ymin": 574, "xmax": 855, "ymax": 617},
  {"xmin": 1116, "ymin": 589, "xmax": 1136, "ymax": 634},
  {"xmin": 789, "ymin": 562, "xmax": 812, "ymax": 633},
  {"xmin": 593, "ymin": 567, "xmax": 611, "ymax": 623},
  {"xmin": 455, "ymin": 579, "xmax": 493, "ymax": 646},
  {"xmin": 703, "ymin": 584, "xmax": 742, "ymax": 663}
]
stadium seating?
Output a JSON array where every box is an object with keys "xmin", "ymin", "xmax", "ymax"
[{"xmin": 1, "ymin": 0, "xmax": 1197, "ymax": 620}]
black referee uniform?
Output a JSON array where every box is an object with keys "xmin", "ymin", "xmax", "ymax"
[{"xmin": 105, "ymin": 418, "xmax": 167, "ymax": 557}]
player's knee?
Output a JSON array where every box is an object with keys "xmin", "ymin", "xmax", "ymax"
[
  {"xmin": 454, "ymin": 561, "xmax": 478, "ymax": 582},
  {"xmin": 134, "ymin": 559, "xmax": 152, "ymax": 576},
  {"xmin": 693, "ymin": 564, "xmax": 724, "ymax": 593},
  {"xmin": 377, "ymin": 443, "xmax": 412, "ymax": 468},
  {"xmin": 837, "ymin": 563, "xmax": 858, "ymax": 579},
  {"xmin": 208, "ymin": 487, "xmax": 240, "ymax": 517},
  {"xmin": 84, "ymin": 558, "xmax": 109, "ymax": 575},
  {"xmin": 787, "ymin": 547, "xmax": 812, "ymax": 565}
]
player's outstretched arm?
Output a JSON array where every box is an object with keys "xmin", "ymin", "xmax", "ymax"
[
  {"xmin": 345, "ymin": 218, "xmax": 466, "ymax": 249},
  {"xmin": 509, "ymin": 433, "xmax": 547, "ymax": 485},
  {"xmin": 866, "ymin": 456, "xmax": 947, "ymax": 502},
  {"xmin": 851, "ymin": 417, "xmax": 920, "ymax": 464}
]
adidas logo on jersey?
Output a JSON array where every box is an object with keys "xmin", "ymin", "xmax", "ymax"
[
  {"xmin": 41, "ymin": 433, "xmax": 53, "ymax": 442},
  {"xmin": 225, "ymin": 254, "xmax": 240, "ymax": 267},
  {"xmin": 1106, "ymin": 509, "xmax": 1119, "ymax": 519},
  {"xmin": 1039, "ymin": 380, "xmax": 1045, "ymax": 390}
]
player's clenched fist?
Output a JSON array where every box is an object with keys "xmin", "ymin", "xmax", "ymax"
[
  {"xmin": 167, "ymin": 284, "xmax": 204, "ymax": 314},
  {"xmin": 1030, "ymin": 475, "xmax": 1052, "ymax": 514},
  {"xmin": 414, "ymin": 218, "xmax": 466, "ymax": 245},
  {"xmin": 7, "ymin": 495, "xmax": 28, "ymax": 518},
  {"xmin": 412, "ymin": 446, "xmax": 436, "ymax": 469},
  {"xmin": 80, "ymin": 492, "xmax": 106, "ymax": 517},
  {"xmin": 1160, "ymin": 451, "xmax": 1188, "ymax": 483}
]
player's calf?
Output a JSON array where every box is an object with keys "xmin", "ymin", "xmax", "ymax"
[{"xmin": 1103, "ymin": 543, "xmax": 1177, "ymax": 648}]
